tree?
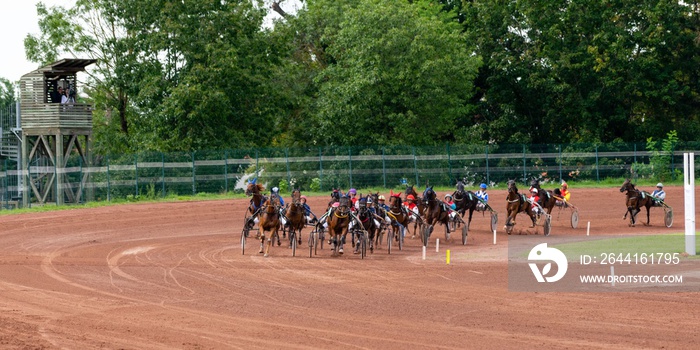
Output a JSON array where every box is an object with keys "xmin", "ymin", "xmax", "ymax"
[
  {"xmin": 0, "ymin": 78, "xmax": 15, "ymax": 107},
  {"xmin": 25, "ymin": 0, "xmax": 136, "ymax": 145},
  {"xmin": 277, "ymin": 0, "xmax": 481, "ymax": 146}
]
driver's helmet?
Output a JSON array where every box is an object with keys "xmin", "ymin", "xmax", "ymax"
[
  {"xmin": 348, "ymin": 188, "xmax": 357, "ymax": 195},
  {"xmin": 656, "ymin": 183, "xmax": 663, "ymax": 188},
  {"xmin": 480, "ymin": 183, "xmax": 487, "ymax": 189},
  {"xmin": 272, "ymin": 187, "xmax": 279, "ymax": 194},
  {"xmin": 300, "ymin": 195, "xmax": 307, "ymax": 201},
  {"xmin": 406, "ymin": 194, "xmax": 416, "ymax": 201},
  {"xmin": 561, "ymin": 182, "xmax": 568, "ymax": 189},
  {"xmin": 378, "ymin": 195, "xmax": 386, "ymax": 201},
  {"xmin": 444, "ymin": 194, "xmax": 453, "ymax": 199},
  {"xmin": 530, "ymin": 188, "xmax": 538, "ymax": 194}
]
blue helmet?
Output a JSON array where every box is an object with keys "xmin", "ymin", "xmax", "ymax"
[{"xmin": 480, "ymin": 183, "xmax": 487, "ymax": 189}]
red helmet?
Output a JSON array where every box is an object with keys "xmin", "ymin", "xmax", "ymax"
[
  {"xmin": 300, "ymin": 195, "xmax": 307, "ymax": 201},
  {"xmin": 406, "ymin": 194, "xmax": 416, "ymax": 200}
]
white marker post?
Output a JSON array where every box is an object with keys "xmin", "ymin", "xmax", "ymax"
[
  {"xmin": 422, "ymin": 246, "xmax": 426, "ymax": 260},
  {"xmin": 587, "ymin": 221, "xmax": 590, "ymax": 236},
  {"xmin": 611, "ymin": 266, "xmax": 615, "ymax": 287},
  {"xmin": 436, "ymin": 239, "xmax": 440, "ymax": 252},
  {"xmin": 684, "ymin": 153, "xmax": 696, "ymax": 255},
  {"xmin": 493, "ymin": 230, "xmax": 497, "ymax": 245}
]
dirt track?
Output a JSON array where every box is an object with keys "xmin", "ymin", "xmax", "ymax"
[{"xmin": 0, "ymin": 186, "xmax": 699, "ymax": 349}]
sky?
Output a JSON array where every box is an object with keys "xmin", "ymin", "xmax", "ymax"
[
  {"xmin": 0, "ymin": 0, "xmax": 301, "ymax": 86},
  {"xmin": 0, "ymin": 0, "xmax": 68, "ymax": 83}
]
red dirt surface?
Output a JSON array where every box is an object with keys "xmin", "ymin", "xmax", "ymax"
[{"xmin": 0, "ymin": 186, "xmax": 698, "ymax": 349}]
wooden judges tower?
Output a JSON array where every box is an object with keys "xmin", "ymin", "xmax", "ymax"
[{"xmin": 19, "ymin": 58, "xmax": 95, "ymax": 207}]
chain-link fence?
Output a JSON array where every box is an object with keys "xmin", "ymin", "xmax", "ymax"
[{"xmin": 1, "ymin": 142, "xmax": 699, "ymax": 208}]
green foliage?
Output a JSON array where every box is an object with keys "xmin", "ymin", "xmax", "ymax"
[
  {"xmin": 0, "ymin": 78, "xmax": 15, "ymax": 107},
  {"xmin": 645, "ymin": 130, "xmax": 679, "ymax": 181},
  {"xmin": 309, "ymin": 178, "xmax": 321, "ymax": 192},
  {"xmin": 278, "ymin": 179, "xmax": 289, "ymax": 194}
]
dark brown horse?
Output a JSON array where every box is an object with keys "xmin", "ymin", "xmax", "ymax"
[
  {"xmin": 355, "ymin": 195, "xmax": 377, "ymax": 254},
  {"xmin": 452, "ymin": 181, "xmax": 479, "ymax": 229},
  {"xmin": 620, "ymin": 179, "xmax": 652, "ymax": 226},
  {"xmin": 422, "ymin": 186, "xmax": 451, "ymax": 244},
  {"xmin": 285, "ymin": 189, "xmax": 305, "ymax": 247},
  {"xmin": 259, "ymin": 193, "xmax": 281, "ymax": 257},
  {"xmin": 504, "ymin": 180, "xmax": 536, "ymax": 234},
  {"xmin": 529, "ymin": 180, "xmax": 557, "ymax": 214},
  {"xmin": 328, "ymin": 195, "xmax": 351, "ymax": 256}
]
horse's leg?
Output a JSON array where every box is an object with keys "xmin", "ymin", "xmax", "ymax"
[
  {"xmin": 467, "ymin": 208, "xmax": 474, "ymax": 230},
  {"xmin": 628, "ymin": 207, "xmax": 636, "ymax": 226},
  {"xmin": 339, "ymin": 228, "xmax": 347, "ymax": 255},
  {"xmin": 259, "ymin": 231, "xmax": 265, "ymax": 254},
  {"xmin": 645, "ymin": 204, "xmax": 651, "ymax": 226},
  {"xmin": 264, "ymin": 229, "xmax": 273, "ymax": 257}
]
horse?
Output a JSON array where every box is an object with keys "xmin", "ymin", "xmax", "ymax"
[
  {"xmin": 285, "ymin": 189, "xmax": 305, "ymax": 247},
  {"xmin": 370, "ymin": 192, "xmax": 389, "ymax": 248},
  {"xmin": 620, "ymin": 179, "xmax": 652, "ymax": 226},
  {"xmin": 504, "ymin": 180, "xmax": 537, "ymax": 234},
  {"xmin": 259, "ymin": 193, "xmax": 282, "ymax": 257},
  {"xmin": 404, "ymin": 185, "xmax": 425, "ymax": 237},
  {"xmin": 452, "ymin": 181, "xmax": 479, "ymax": 229},
  {"xmin": 387, "ymin": 194, "xmax": 411, "ymax": 244},
  {"xmin": 422, "ymin": 186, "xmax": 451, "ymax": 244},
  {"xmin": 529, "ymin": 180, "xmax": 557, "ymax": 214},
  {"xmin": 245, "ymin": 181, "xmax": 265, "ymax": 228},
  {"xmin": 328, "ymin": 195, "xmax": 351, "ymax": 256},
  {"xmin": 355, "ymin": 195, "xmax": 377, "ymax": 254}
]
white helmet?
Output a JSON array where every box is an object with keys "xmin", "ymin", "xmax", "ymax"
[
  {"xmin": 531, "ymin": 188, "xmax": 538, "ymax": 194},
  {"xmin": 272, "ymin": 187, "xmax": 279, "ymax": 193},
  {"xmin": 656, "ymin": 183, "xmax": 663, "ymax": 188}
]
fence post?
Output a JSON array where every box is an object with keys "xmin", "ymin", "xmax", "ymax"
[
  {"xmin": 382, "ymin": 147, "xmax": 386, "ymax": 189},
  {"xmin": 285, "ymin": 148, "xmax": 291, "ymax": 188},
  {"xmin": 134, "ymin": 154, "xmax": 139, "ymax": 197},
  {"xmin": 4, "ymin": 158, "xmax": 7, "ymax": 209},
  {"xmin": 671, "ymin": 143, "xmax": 676, "ymax": 180},
  {"xmin": 558, "ymin": 144, "xmax": 563, "ymax": 181},
  {"xmin": 413, "ymin": 147, "xmax": 419, "ymax": 187},
  {"xmin": 447, "ymin": 143, "xmax": 452, "ymax": 185},
  {"xmin": 224, "ymin": 150, "xmax": 229, "ymax": 193},
  {"xmin": 522, "ymin": 144, "xmax": 527, "ymax": 183},
  {"xmin": 319, "ymin": 148, "xmax": 323, "ymax": 191},
  {"xmin": 161, "ymin": 152, "xmax": 166, "ymax": 197},
  {"xmin": 633, "ymin": 143, "xmax": 637, "ymax": 164},
  {"xmin": 348, "ymin": 147, "xmax": 353, "ymax": 189},
  {"xmin": 79, "ymin": 155, "xmax": 83, "ymax": 204},
  {"xmin": 595, "ymin": 145, "xmax": 600, "ymax": 182},
  {"xmin": 255, "ymin": 149, "xmax": 259, "ymax": 179},
  {"xmin": 192, "ymin": 151, "xmax": 196, "ymax": 195},
  {"xmin": 485, "ymin": 145, "xmax": 490, "ymax": 185},
  {"xmin": 106, "ymin": 154, "xmax": 111, "ymax": 202}
]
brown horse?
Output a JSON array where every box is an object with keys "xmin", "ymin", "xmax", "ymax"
[
  {"xmin": 504, "ymin": 180, "xmax": 536, "ymax": 234},
  {"xmin": 421, "ymin": 186, "xmax": 451, "ymax": 245},
  {"xmin": 404, "ymin": 186, "xmax": 425, "ymax": 237},
  {"xmin": 620, "ymin": 179, "xmax": 652, "ymax": 226},
  {"xmin": 259, "ymin": 193, "xmax": 281, "ymax": 257},
  {"xmin": 285, "ymin": 189, "xmax": 305, "ymax": 247},
  {"xmin": 387, "ymin": 194, "xmax": 411, "ymax": 244},
  {"xmin": 328, "ymin": 195, "xmax": 351, "ymax": 256},
  {"xmin": 245, "ymin": 181, "xmax": 265, "ymax": 231}
]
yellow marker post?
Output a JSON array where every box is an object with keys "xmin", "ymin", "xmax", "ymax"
[{"xmin": 446, "ymin": 250, "xmax": 451, "ymax": 265}]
